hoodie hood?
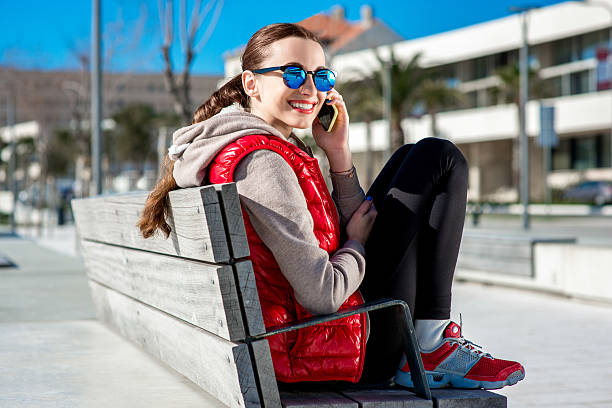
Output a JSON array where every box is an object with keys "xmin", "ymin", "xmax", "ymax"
[{"xmin": 169, "ymin": 104, "xmax": 286, "ymax": 188}]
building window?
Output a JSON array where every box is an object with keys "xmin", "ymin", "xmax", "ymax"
[
  {"xmin": 465, "ymin": 91, "xmax": 477, "ymax": 109},
  {"xmin": 581, "ymin": 29, "xmax": 608, "ymax": 60},
  {"xmin": 545, "ymin": 76, "xmax": 563, "ymax": 98},
  {"xmin": 551, "ymin": 30, "xmax": 609, "ymax": 66},
  {"xmin": 493, "ymin": 52, "xmax": 509, "ymax": 69},
  {"xmin": 573, "ymin": 137, "xmax": 598, "ymax": 170},
  {"xmin": 570, "ymin": 70, "xmax": 590, "ymax": 95},
  {"xmin": 553, "ymin": 134, "xmax": 611, "ymax": 170},
  {"xmin": 472, "ymin": 56, "xmax": 490, "ymax": 80},
  {"xmin": 552, "ymin": 38, "xmax": 574, "ymax": 65}
]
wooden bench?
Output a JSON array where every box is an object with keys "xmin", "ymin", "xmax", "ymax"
[{"xmin": 72, "ymin": 183, "xmax": 507, "ymax": 408}]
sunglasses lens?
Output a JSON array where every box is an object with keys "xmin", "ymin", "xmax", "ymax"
[
  {"xmin": 314, "ymin": 69, "xmax": 335, "ymax": 92},
  {"xmin": 283, "ymin": 66, "xmax": 306, "ymax": 89}
]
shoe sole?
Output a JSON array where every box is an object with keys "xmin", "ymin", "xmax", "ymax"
[{"xmin": 395, "ymin": 369, "xmax": 525, "ymax": 390}]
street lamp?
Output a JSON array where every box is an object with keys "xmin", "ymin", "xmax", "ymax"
[
  {"xmin": 510, "ymin": 5, "xmax": 540, "ymax": 230},
  {"xmin": 2, "ymin": 88, "xmax": 17, "ymax": 234},
  {"xmin": 575, "ymin": 0, "xmax": 612, "ymax": 172},
  {"xmin": 91, "ymin": 0, "xmax": 102, "ymax": 196}
]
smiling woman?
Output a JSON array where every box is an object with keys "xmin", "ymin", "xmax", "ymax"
[{"xmin": 137, "ymin": 22, "xmax": 525, "ymax": 390}]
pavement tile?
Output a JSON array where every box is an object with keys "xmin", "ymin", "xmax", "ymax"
[{"xmin": 0, "ymin": 320, "xmax": 226, "ymax": 408}]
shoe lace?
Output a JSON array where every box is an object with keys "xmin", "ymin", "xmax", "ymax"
[{"xmin": 447, "ymin": 314, "xmax": 493, "ymax": 359}]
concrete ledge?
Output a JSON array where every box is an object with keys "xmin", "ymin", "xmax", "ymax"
[{"xmin": 456, "ymin": 242, "xmax": 612, "ymax": 304}]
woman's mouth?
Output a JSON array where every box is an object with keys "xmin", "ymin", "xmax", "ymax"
[{"xmin": 288, "ymin": 100, "xmax": 316, "ymax": 114}]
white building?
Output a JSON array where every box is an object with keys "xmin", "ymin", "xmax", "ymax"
[{"xmin": 329, "ymin": 1, "xmax": 612, "ymax": 202}]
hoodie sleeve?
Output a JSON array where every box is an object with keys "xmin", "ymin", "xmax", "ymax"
[
  {"xmin": 234, "ymin": 149, "xmax": 366, "ymax": 315},
  {"xmin": 329, "ymin": 167, "xmax": 367, "ymax": 243}
]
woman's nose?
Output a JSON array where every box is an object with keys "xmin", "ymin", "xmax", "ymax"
[{"xmin": 299, "ymin": 74, "xmax": 317, "ymax": 95}]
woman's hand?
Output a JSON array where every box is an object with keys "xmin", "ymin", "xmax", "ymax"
[
  {"xmin": 312, "ymin": 88, "xmax": 349, "ymax": 154},
  {"xmin": 346, "ymin": 198, "xmax": 377, "ymax": 247}
]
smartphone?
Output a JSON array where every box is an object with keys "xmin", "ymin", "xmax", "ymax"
[{"xmin": 317, "ymin": 101, "xmax": 338, "ymax": 133}]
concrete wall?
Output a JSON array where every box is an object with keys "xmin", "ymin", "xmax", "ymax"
[
  {"xmin": 456, "ymin": 243, "xmax": 612, "ymax": 304},
  {"xmin": 533, "ymin": 244, "xmax": 612, "ymax": 303}
]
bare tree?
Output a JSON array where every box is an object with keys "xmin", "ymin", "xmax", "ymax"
[{"xmin": 158, "ymin": 0, "xmax": 224, "ymax": 123}]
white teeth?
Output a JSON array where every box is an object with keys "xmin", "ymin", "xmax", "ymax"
[{"xmin": 289, "ymin": 102, "xmax": 315, "ymax": 110}]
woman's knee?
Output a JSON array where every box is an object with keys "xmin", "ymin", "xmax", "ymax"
[
  {"xmin": 390, "ymin": 143, "xmax": 414, "ymax": 161},
  {"xmin": 415, "ymin": 137, "xmax": 468, "ymax": 170}
]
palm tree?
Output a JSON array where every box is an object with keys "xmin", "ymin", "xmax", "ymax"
[
  {"xmin": 491, "ymin": 64, "xmax": 551, "ymax": 190},
  {"xmin": 340, "ymin": 51, "xmax": 462, "ymax": 184},
  {"xmin": 337, "ymin": 78, "xmax": 382, "ymax": 187},
  {"xmin": 368, "ymin": 51, "xmax": 428, "ymax": 152},
  {"xmin": 418, "ymin": 78, "xmax": 465, "ymax": 138}
]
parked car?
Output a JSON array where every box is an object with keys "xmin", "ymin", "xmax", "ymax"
[{"xmin": 562, "ymin": 180, "xmax": 612, "ymax": 206}]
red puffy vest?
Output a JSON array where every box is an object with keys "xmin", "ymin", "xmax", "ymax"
[{"xmin": 207, "ymin": 134, "xmax": 367, "ymax": 383}]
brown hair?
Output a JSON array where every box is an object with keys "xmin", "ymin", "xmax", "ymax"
[{"xmin": 138, "ymin": 23, "xmax": 322, "ymax": 239}]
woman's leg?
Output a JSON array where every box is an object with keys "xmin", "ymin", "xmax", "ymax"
[{"xmin": 358, "ymin": 137, "xmax": 469, "ymax": 383}]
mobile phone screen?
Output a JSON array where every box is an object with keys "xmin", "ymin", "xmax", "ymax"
[{"xmin": 317, "ymin": 102, "xmax": 338, "ymax": 132}]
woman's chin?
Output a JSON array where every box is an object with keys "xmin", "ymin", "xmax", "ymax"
[{"xmin": 289, "ymin": 118, "xmax": 315, "ymax": 130}]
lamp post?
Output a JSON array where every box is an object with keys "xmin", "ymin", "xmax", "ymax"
[
  {"xmin": 382, "ymin": 57, "xmax": 392, "ymax": 163},
  {"xmin": 576, "ymin": 0, "xmax": 612, "ymax": 171},
  {"xmin": 4, "ymin": 89, "xmax": 17, "ymax": 234},
  {"xmin": 510, "ymin": 5, "xmax": 539, "ymax": 230},
  {"xmin": 91, "ymin": 0, "xmax": 102, "ymax": 196}
]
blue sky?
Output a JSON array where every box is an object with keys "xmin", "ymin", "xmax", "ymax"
[{"xmin": 1, "ymin": 0, "xmax": 568, "ymax": 75}]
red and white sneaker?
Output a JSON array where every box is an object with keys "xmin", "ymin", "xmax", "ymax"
[{"xmin": 395, "ymin": 321, "xmax": 525, "ymax": 389}]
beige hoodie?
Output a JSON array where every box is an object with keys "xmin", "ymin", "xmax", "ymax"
[{"xmin": 169, "ymin": 106, "xmax": 367, "ymax": 315}]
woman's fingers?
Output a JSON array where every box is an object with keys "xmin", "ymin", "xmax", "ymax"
[{"xmin": 357, "ymin": 198, "xmax": 377, "ymax": 221}]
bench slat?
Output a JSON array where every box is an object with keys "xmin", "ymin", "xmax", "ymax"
[
  {"xmin": 339, "ymin": 389, "xmax": 432, "ymax": 407},
  {"xmin": 251, "ymin": 339, "xmax": 282, "ymax": 408},
  {"xmin": 280, "ymin": 391, "xmax": 358, "ymax": 407},
  {"xmin": 456, "ymin": 257, "xmax": 531, "ymax": 276},
  {"xmin": 72, "ymin": 186, "xmax": 231, "ymax": 263},
  {"xmin": 81, "ymin": 240, "xmax": 245, "ymax": 341},
  {"xmin": 89, "ymin": 280, "xmax": 261, "ymax": 408},
  {"xmin": 458, "ymin": 240, "xmax": 532, "ymax": 260},
  {"xmin": 214, "ymin": 183, "xmax": 250, "ymax": 259},
  {"xmin": 429, "ymin": 389, "xmax": 506, "ymax": 407},
  {"xmin": 457, "ymin": 236, "xmax": 533, "ymax": 277},
  {"xmin": 234, "ymin": 260, "xmax": 266, "ymax": 336}
]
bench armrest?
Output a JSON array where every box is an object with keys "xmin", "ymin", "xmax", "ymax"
[{"xmin": 247, "ymin": 298, "xmax": 432, "ymax": 400}]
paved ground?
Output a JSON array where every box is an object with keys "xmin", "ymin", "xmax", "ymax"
[
  {"xmin": 1, "ymin": 228, "xmax": 612, "ymax": 407},
  {"xmin": 449, "ymin": 282, "xmax": 612, "ymax": 407},
  {"xmin": 0, "ymin": 236, "xmax": 226, "ymax": 408}
]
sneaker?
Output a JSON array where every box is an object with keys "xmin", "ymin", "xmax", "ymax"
[{"xmin": 394, "ymin": 321, "xmax": 525, "ymax": 390}]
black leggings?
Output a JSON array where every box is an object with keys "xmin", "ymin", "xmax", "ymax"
[{"xmin": 358, "ymin": 137, "xmax": 469, "ymax": 383}]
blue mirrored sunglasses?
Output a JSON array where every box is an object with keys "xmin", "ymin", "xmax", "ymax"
[{"xmin": 252, "ymin": 64, "xmax": 336, "ymax": 92}]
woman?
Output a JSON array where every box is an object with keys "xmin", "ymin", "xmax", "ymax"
[{"xmin": 138, "ymin": 23, "xmax": 524, "ymax": 390}]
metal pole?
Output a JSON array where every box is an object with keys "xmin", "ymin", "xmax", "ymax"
[
  {"xmin": 91, "ymin": 0, "xmax": 102, "ymax": 196},
  {"xmin": 382, "ymin": 59, "xmax": 392, "ymax": 162},
  {"xmin": 6, "ymin": 91, "xmax": 17, "ymax": 234},
  {"xmin": 519, "ymin": 10, "xmax": 530, "ymax": 229},
  {"xmin": 545, "ymin": 134, "xmax": 551, "ymax": 205}
]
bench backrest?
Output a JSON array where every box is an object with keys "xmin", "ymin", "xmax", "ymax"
[{"xmin": 72, "ymin": 183, "xmax": 281, "ymax": 408}]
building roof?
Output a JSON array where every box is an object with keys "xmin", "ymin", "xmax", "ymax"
[
  {"xmin": 222, "ymin": 5, "xmax": 404, "ymax": 78},
  {"xmin": 298, "ymin": 12, "xmax": 403, "ymax": 55}
]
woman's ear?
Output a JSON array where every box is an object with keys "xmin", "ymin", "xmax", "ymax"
[{"xmin": 242, "ymin": 70, "xmax": 259, "ymax": 98}]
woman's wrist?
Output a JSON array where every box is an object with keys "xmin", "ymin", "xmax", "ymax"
[
  {"xmin": 330, "ymin": 166, "xmax": 355, "ymax": 175},
  {"xmin": 325, "ymin": 147, "xmax": 353, "ymax": 173}
]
